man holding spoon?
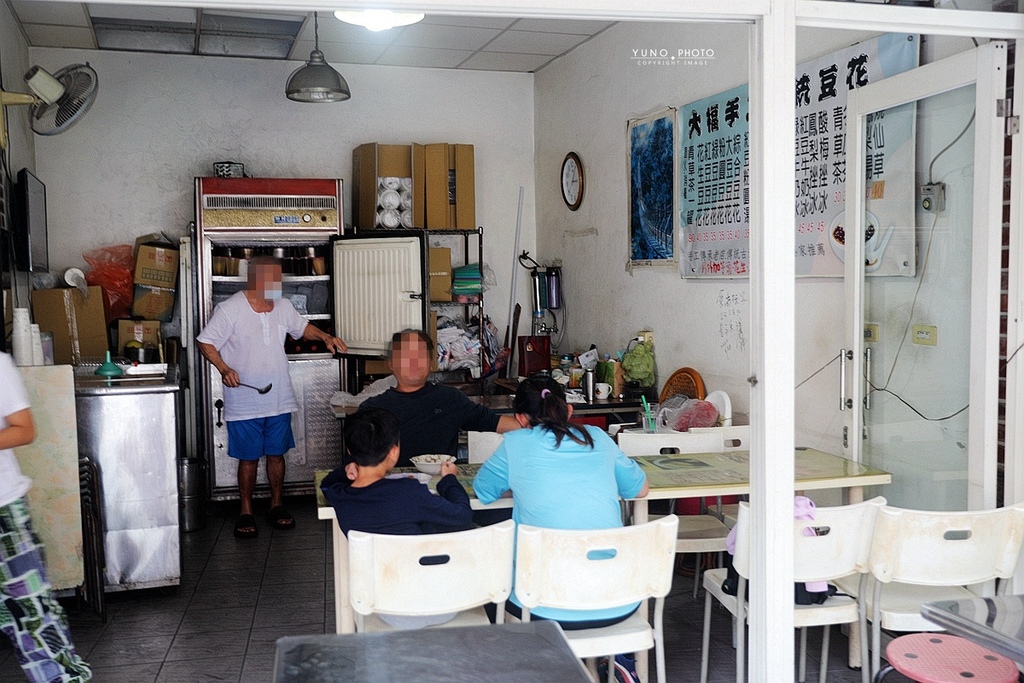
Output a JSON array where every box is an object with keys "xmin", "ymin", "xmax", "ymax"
[{"xmin": 198, "ymin": 256, "xmax": 347, "ymax": 538}]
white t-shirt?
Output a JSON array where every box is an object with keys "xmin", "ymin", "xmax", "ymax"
[
  {"xmin": 0, "ymin": 352, "xmax": 33, "ymax": 507},
  {"xmin": 196, "ymin": 291, "xmax": 308, "ymax": 422}
]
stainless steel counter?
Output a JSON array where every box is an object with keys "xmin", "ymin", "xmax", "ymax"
[{"xmin": 75, "ymin": 368, "xmax": 181, "ymax": 591}]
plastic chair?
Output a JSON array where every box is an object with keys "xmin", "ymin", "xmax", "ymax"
[
  {"xmin": 832, "ymin": 504, "xmax": 1024, "ymax": 677},
  {"xmin": 467, "ymin": 430, "xmax": 503, "ymax": 464},
  {"xmin": 690, "ymin": 425, "xmax": 751, "ymax": 527},
  {"xmin": 347, "ymin": 519, "xmax": 515, "ymax": 632},
  {"xmin": 873, "ymin": 633, "xmax": 1019, "ymax": 683},
  {"xmin": 514, "ymin": 515, "xmax": 680, "ymax": 683},
  {"xmin": 617, "ymin": 430, "xmax": 730, "ymax": 597},
  {"xmin": 700, "ymin": 497, "xmax": 887, "ymax": 683}
]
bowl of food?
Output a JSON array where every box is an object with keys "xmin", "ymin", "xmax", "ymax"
[
  {"xmin": 410, "ymin": 454, "xmax": 455, "ymax": 475},
  {"xmin": 829, "ymin": 211, "xmax": 879, "ymax": 264}
]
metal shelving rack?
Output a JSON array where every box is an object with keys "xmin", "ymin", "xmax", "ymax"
[{"xmin": 427, "ymin": 227, "xmax": 485, "ymax": 394}]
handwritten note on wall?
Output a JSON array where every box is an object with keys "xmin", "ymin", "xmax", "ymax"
[{"xmin": 718, "ymin": 289, "xmax": 748, "ymax": 357}]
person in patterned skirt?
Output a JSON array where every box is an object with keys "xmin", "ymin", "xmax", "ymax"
[{"xmin": 0, "ymin": 350, "xmax": 91, "ymax": 682}]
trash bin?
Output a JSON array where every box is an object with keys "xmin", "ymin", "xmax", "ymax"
[{"xmin": 178, "ymin": 458, "xmax": 207, "ymax": 532}]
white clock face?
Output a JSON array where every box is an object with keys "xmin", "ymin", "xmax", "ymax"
[{"xmin": 562, "ymin": 157, "xmax": 581, "ymax": 207}]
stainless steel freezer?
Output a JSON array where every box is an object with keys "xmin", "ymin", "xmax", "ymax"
[{"xmin": 74, "ymin": 371, "xmax": 181, "ymax": 591}]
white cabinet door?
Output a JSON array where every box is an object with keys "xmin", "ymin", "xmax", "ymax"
[{"xmin": 333, "ymin": 233, "xmax": 426, "ymax": 356}]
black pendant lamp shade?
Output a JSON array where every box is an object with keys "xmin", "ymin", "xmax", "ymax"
[{"xmin": 286, "ymin": 12, "xmax": 350, "ymax": 103}]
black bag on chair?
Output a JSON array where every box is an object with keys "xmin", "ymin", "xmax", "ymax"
[{"xmin": 720, "ymin": 556, "xmax": 838, "ymax": 605}]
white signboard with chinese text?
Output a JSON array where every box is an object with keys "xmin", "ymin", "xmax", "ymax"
[{"xmin": 679, "ymin": 33, "xmax": 919, "ymax": 278}]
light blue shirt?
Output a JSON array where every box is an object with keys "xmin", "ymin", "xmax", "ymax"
[{"xmin": 473, "ymin": 424, "xmax": 647, "ymax": 622}]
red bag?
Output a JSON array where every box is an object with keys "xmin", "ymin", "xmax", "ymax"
[{"xmin": 84, "ymin": 245, "xmax": 135, "ymax": 323}]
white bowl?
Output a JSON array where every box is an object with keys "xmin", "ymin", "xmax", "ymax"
[{"xmin": 410, "ymin": 454, "xmax": 455, "ymax": 475}]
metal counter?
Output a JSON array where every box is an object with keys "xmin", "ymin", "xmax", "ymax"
[{"xmin": 75, "ymin": 369, "xmax": 181, "ymax": 591}]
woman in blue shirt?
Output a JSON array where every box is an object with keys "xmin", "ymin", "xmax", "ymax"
[{"xmin": 473, "ymin": 375, "xmax": 649, "ymax": 628}]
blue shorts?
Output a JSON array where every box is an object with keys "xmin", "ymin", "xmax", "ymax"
[{"xmin": 227, "ymin": 414, "xmax": 295, "ymax": 461}]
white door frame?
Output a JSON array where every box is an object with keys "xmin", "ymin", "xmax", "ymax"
[
  {"xmin": 39, "ymin": 0, "xmax": 1024, "ymax": 679},
  {"xmin": 845, "ymin": 43, "xmax": 1007, "ymax": 511}
]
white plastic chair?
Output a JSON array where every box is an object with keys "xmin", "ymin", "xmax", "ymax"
[
  {"xmin": 347, "ymin": 519, "xmax": 515, "ymax": 632},
  {"xmin": 690, "ymin": 425, "xmax": 751, "ymax": 527},
  {"xmin": 514, "ymin": 515, "xmax": 680, "ymax": 683},
  {"xmin": 832, "ymin": 503, "xmax": 1024, "ymax": 677},
  {"xmin": 700, "ymin": 497, "xmax": 886, "ymax": 683},
  {"xmin": 467, "ymin": 430, "xmax": 504, "ymax": 464},
  {"xmin": 617, "ymin": 430, "xmax": 730, "ymax": 597}
]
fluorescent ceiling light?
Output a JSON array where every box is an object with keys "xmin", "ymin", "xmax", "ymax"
[{"xmin": 334, "ymin": 9, "xmax": 424, "ymax": 32}]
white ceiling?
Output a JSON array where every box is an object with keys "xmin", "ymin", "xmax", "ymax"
[{"xmin": 8, "ymin": 2, "xmax": 616, "ymax": 72}]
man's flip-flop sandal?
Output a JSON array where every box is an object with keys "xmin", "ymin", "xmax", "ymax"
[
  {"xmin": 234, "ymin": 514, "xmax": 258, "ymax": 539},
  {"xmin": 267, "ymin": 506, "xmax": 295, "ymax": 531}
]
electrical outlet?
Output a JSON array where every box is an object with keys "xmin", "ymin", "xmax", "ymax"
[
  {"xmin": 912, "ymin": 325, "xmax": 937, "ymax": 346},
  {"xmin": 638, "ymin": 330, "xmax": 654, "ymax": 347},
  {"xmin": 864, "ymin": 324, "xmax": 880, "ymax": 343},
  {"xmin": 920, "ymin": 182, "xmax": 945, "ymax": 213}
]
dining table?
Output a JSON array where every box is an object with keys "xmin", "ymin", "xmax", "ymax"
[
  {"xmin": 272, "ymin": 621, "xmax": 592, "ymax": 682},
  {"xmin": 921, "ymin": 595, "xmax": 1024, "ymax": 664},
  {"xmin": 317, "ymin": 447, "xmax": 891, "ymax": 682}
]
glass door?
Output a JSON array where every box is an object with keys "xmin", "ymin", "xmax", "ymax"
[{"xmin": 843, "ymin": 43, "xmax": 1006, "ymax": 510}]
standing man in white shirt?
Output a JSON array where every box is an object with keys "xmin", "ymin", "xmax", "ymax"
[
  {"xmin": 197, "ymin": 256, "xmax": 346, "ymax": 538},
  {"xmin": 0, "ymin": 351, "xmax": 92, "ymax": 682}
]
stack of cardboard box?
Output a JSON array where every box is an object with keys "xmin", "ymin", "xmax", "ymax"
[
  {"xmin": 131, "ymin": 234, "xmax": 178, "ymax": 323},
  {"xmin": 352, "ymin": 142, "xmax": 475, "ymax": 231}
]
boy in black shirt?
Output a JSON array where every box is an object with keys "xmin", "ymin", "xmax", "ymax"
[{"xmin": 321, "ymin": 407, "xmax": 473, "ymax": 536}]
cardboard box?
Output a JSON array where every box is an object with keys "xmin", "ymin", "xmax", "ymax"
[
  {"xmin": 352, "ymin": 143, "xmax": 417, "ymax": 230},
  {"xmin": 424, "ymin": 143, "xmax": 475, "ymax": 230},
  {"xmin": 132, "ymin": 285, "xmax": 175, "ymax": 322},
  {"xmin": 134, "ymin": 244, "xmax": 179, "ymax": 289},
  {"xmin": 428, "ymin": 247, "xmax": 452, "ymax": 302},
  {"xmin": 32, "ymin": 286, "xmax": 108, "ymax": 365},
  {"xmin": 132, "ymin": 232, "xmax": 173, "ymax": 259},
  {"xmin": 364, "ymin": 359, "xmax": 390, "ymax": 375},
  {"xmin": 117, "ymin": 319, "xmax": 161, "ymax": 353}
]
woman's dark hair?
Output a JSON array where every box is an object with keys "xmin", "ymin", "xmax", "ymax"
[
  {"xmin": 514, "ymin": 374, "xmax": 594, "ymax": 449},
  {"xmin": 344, "ymin": 407, "xmax": 401, "ymax": 466}
]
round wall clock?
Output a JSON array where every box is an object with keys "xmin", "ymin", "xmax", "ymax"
[{"xmin": 560, "ymin": 152, "xmax": 584, "ymax": 211}]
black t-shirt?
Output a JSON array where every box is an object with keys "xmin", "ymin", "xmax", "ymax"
[
  {"xmin": 320, "ymin": 467, "xmax": 473, "ymax": 535},
  {"xmin": 362, "ymin": 383, "xmax": 501, "ymax": 466}
]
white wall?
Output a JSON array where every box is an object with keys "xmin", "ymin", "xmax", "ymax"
[
  {"xmin": 28, "ymin": 47, "xmax": 537, "ymax": 336},
  {"xmin": 1, "ymin": 4, "xmax": 35, "ymax": 175},
  {"xmin": 534, "ymin": 22, "xmax": 878, "ymax": 426}
]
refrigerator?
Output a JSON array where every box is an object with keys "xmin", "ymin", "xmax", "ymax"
[{"xmin": 182, "ymin": 177, "xmax": 426, "ymax": 500}]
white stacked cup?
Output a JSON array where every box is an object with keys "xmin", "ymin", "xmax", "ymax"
[
  {"xmin": 12, "ymin": 308, "xmax": 32, "ymax": 366},
  {"xmin": 30, "ymin": 324, "xmax": 44, "ymax": 366}
]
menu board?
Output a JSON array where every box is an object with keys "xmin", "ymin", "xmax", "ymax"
[{"xmin": 679, "ymin": 33, "xmax": 919, "ymax": 278}]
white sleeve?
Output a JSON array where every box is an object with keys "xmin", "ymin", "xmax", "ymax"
[
  {"xmin": 279, "ymin": 299, "xmax": 309, "ymax": 339},
  {"xmin": 0, "ymin": 354, "xmax": 31, "ymax": 418},
  {"xmin": 196, "ymin": 299, "xmax": 235, "ymax": 348}
]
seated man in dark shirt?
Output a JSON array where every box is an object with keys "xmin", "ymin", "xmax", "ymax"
[
  {"xmin": 362, "ymin": 329, "xmax": 519, "ymax": 467},
  {"xmin": 320, "ymin": 407, "xmax": 472, "ymax": 536}
]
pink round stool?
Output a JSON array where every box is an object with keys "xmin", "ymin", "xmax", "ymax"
[{"xmin": 873, "ymin": 633, "xmax": 1019, "ymax": 683}]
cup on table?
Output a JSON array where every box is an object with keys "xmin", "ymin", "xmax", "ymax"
[{"xmin": 595, "ymin": 382, "xmax": 612, "ymax": 400}]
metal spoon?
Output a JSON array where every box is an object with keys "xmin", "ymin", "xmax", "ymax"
[{"xmin": 239, "ymin": 382, "xmax": 272, "ymax": 394}]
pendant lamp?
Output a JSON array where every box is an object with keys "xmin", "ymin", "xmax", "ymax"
[{"xmin": 286, "ymin": 12, "xmax": 350, "ymax": 102}]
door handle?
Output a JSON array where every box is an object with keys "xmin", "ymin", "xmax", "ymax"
[
  {"xmin": 864, "ymin": 347, "xmax": 872, "ymax": 411},
  {"xmin": 838, "ymin": 349, "xmax": 854, "ymax": 411},
  {"xmin": 214, "ymin": 398, "xmax": 224, "ymax": 427}
]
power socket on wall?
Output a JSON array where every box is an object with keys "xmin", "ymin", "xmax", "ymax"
[{"xmin": 638, "ymin": 330, "xmax": 654, "ymax": 347}]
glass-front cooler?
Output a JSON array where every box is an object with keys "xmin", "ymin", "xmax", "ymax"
[{"xmin": 187, "ymin": 177, "xmax": 345, "ymax": 500}]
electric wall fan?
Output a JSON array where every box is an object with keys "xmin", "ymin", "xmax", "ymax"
[{"xmin": 0, "ymin": 63, "xmax": 98, "ymax": 150}]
